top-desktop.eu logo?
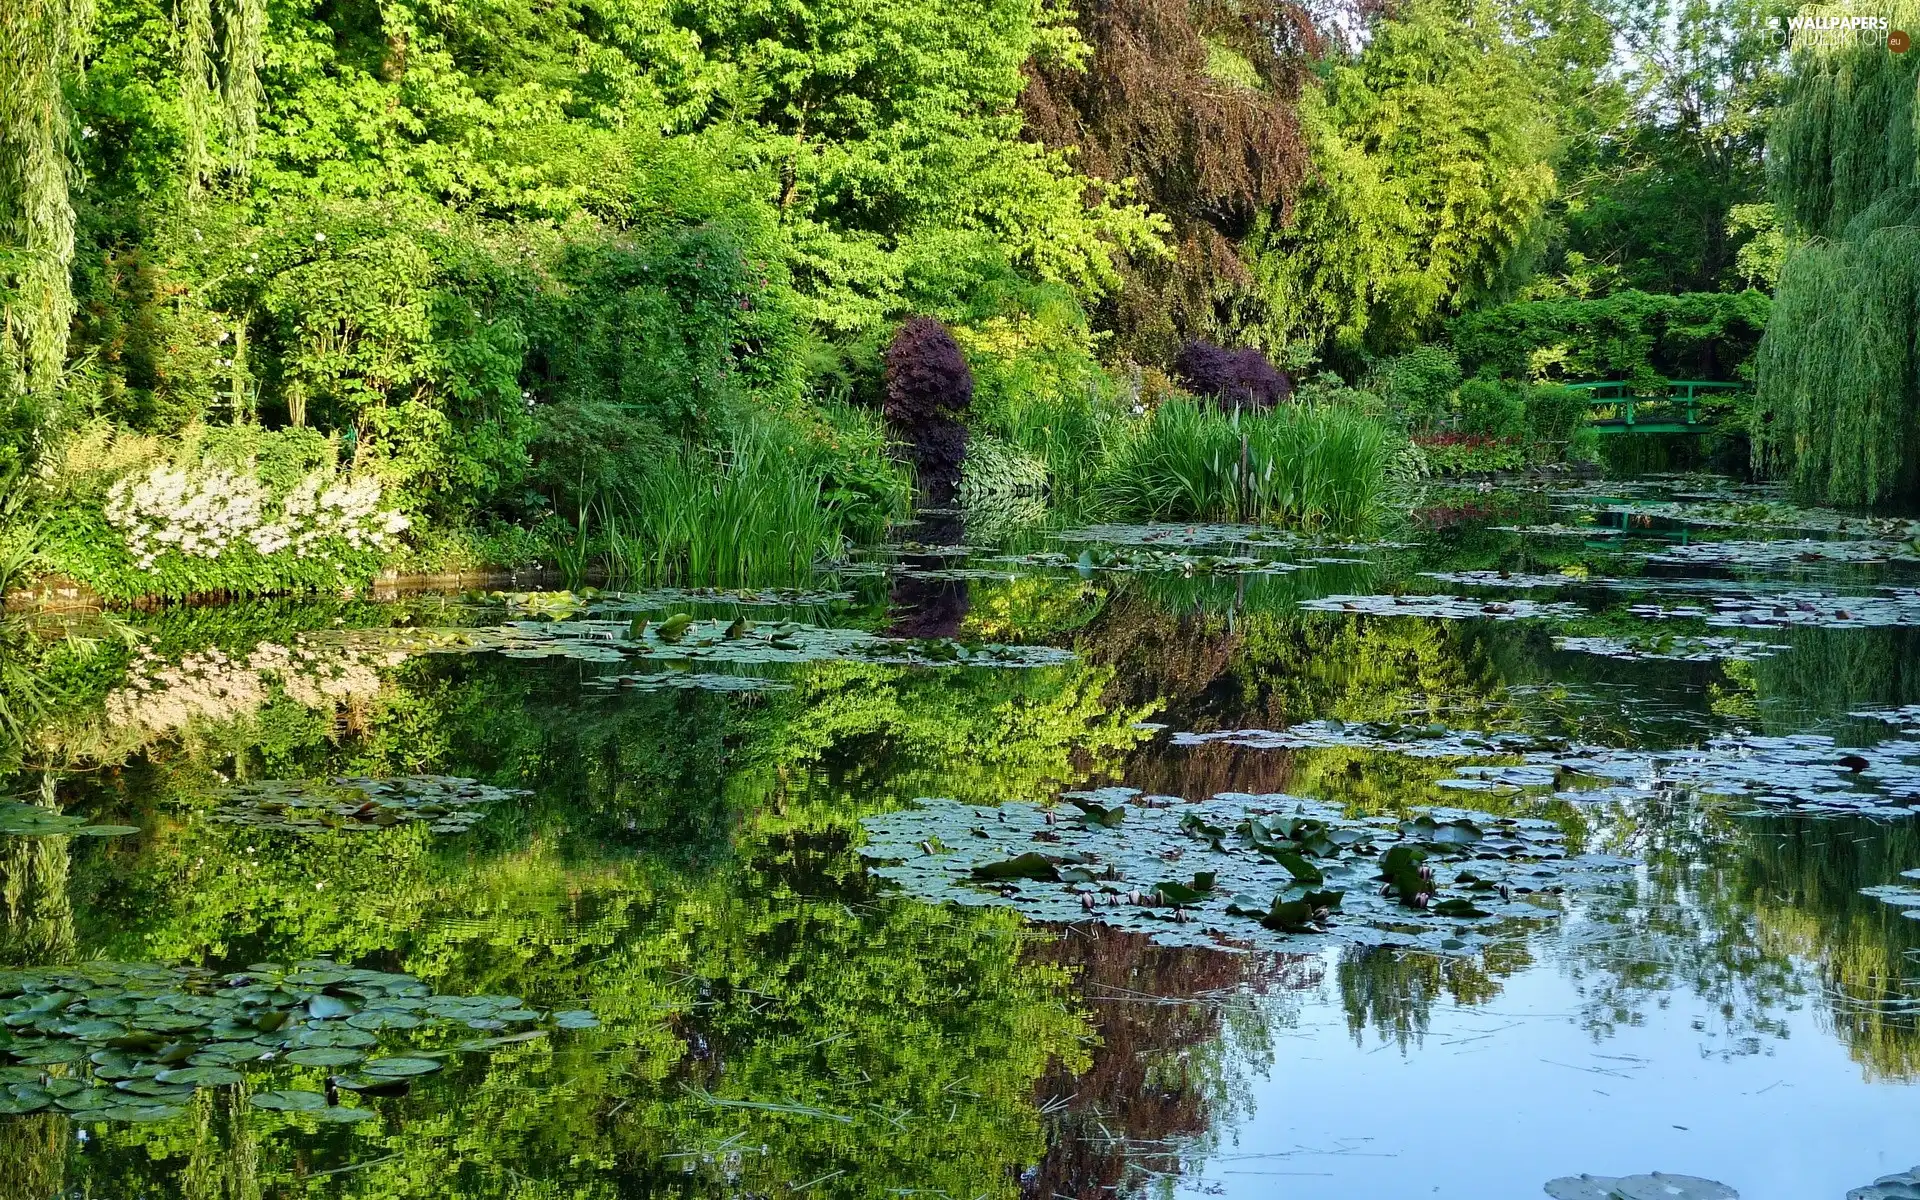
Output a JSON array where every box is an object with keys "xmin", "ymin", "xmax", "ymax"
[{"xmin": 1769, "ymin": 11, "xmax": 1911, "ymax": 50}]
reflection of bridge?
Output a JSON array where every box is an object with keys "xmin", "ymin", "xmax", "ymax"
[{"xmin": 1565, "ymin": 380, "xmax": 1748, "ymax": 434}]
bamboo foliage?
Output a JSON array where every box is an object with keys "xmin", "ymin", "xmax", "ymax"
[{"xmin": 0, "ymin": 0, "xmax": 88, "ymax": 400}]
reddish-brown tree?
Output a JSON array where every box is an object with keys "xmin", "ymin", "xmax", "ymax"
[{"xmin": 1020, "ymin": 0, "xmax": 1318, "ymax": 363}]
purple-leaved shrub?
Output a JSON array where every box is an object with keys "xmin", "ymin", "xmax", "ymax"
[
  {"xmin": 884, "ymin": 318, "xmax": 974, "ymax": 504},
  {"xmin": 1172, "ymin": 340, "xmax": 1291, "ymax": 410}
]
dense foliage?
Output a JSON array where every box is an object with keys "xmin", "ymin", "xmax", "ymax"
[
  {"xmin": 1753, "ymin": 3, "xmax": 1920, "ymax": 504},
  {"xmin": 1450, "ymin": 290, "xmax": 1772, "ymax": 387},
  {"xmin": 0, "ymin": 0, "xmax": 1874, "ymax": 602}
]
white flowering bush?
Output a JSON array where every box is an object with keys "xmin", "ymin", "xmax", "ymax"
[{"xmin": 105, "ymin": 461, "xmax": 409, "ymax": 572}]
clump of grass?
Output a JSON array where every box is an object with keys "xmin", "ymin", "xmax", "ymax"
[
  {"xmin": 1095, "ymin": 399, "xmax": 1391, "ymax": 530},
  {"xmin": 624, "ymin": 425, "xmax": 850, "ymax": 584}
]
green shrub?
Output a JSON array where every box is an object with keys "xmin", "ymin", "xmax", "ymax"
[
  {"xmin": 1457, "ymin": 378, "xmax": 1526, "ymax": 439},
  {"xmin": 1095, "ymin": 399, "xmax": 1392, "ymax": 529},
  {"xmin": 1369, "ymin": 346, "xmax": 1461, "ymax": 429},
  {"xmin": 1523, "ymin": 382, "xmax": 1587, "ymax": 446}
]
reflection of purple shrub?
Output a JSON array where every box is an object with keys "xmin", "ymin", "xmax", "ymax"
[
  {"xmin": 1172, "ymin": 339, "xmax": 1290, "ymax": 410},
  {"xmin": 884, "ymin": 318, "xmax": 974, "ymax": 504}
]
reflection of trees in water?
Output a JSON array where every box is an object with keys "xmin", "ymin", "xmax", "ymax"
[
  {"xmin": 0, "ymin": 1114, "xmax": 65, "ymax": 1200},
  {"xmin": 1337, "ymin": 941, "xmax": 1533, "ymax": 1051},
  {"xmin": 1733, "ymin": 815, "xmax": 1920, "ymax": 1080},
  {"xmin": 1085, "ymin": 596, "xmax": 1516, "ymax": 746},
  {"xmin": 1558, "ymin": 799, "xmax": 1805, "ymax": 1056},
  {"xmin": 1, "ymin": 772, "xmax": 74, "ymax": 966},
  {"xmin": 1751, "ymin": 626, "xmax": 1920, "ymax": 732},
  {"xmin": 1020, "ymin": 929, "xmax": 1313, "ymax": 1199}
]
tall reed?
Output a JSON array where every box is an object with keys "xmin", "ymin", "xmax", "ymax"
[
  {"xmin": 626, "ymin": 427, "xmax": 846, "ymax": 584},
  {"xmin": 1095, "ymin": 399, "xmax": 1391, "ymax": 530}
]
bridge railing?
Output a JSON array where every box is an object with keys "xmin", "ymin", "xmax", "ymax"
[{"xmin": 1561, "ymin": 379, "xmax": 1747, "ymax": 432}]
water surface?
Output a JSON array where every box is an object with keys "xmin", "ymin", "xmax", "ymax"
[{"xmin": 5, "ymin": 476, "xmax": 1920, "ymax": 1198}]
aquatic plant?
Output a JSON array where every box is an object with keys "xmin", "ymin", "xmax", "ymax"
[
  {"xmin": 1095, "ymin": 399, "xmax": 1391, "ymax": 529},
  {"xmin": 210, "ymin": 775, "xmax": 528, "ymax": 834},
  {"xmin": 1543, "ymin": 1173, "xmax": 1736, "ymax": 1199},
  {"xmin": 860, "ymin": 789, "xmax": 1632, "ymax": 954},
  {"xmin": 1181, "ymin": 718, "xmax": 1920, "ymax": 820},
  {"xmin": 629, "ymin": 427, "xmax": 847, "ymax": 585},
  {"xmin": 0, "ymin": 959, "xmax": 596, "ymax": 1122}
]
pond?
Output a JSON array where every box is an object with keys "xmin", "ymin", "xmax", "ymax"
[{"xmin": 4, "ymin": 474, "xmax": 1920, "ymax": 1199}]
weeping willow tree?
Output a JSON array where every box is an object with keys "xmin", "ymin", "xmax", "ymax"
[
  {"xmin": 1752, "ymin": 4, "xmax": 1920, "ymax": 504},
  {"xmin": 177, "ymin": 0, "xmax": 266, "ymax": 195},
  {"xmin": 0, "ymin": 0, "xmax": 89, "ymax": 402}
]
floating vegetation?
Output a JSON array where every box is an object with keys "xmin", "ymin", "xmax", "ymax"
[
  {"xmin": 1051, "ymin": 522, "xmax": 1303, "ymax": 548},
  {"xmin": 583, "ymin": 671, "xmax": 793, "ymax": 695},
  {"xmin": 1551, "ymin": 635, "xmax": 1789, "ymax": 663},
  {"xmin": 997, "ymin": 548, "xmax": 1299, "ymax": 575},
  {"xmin": 1419, "ymin": 570, "xmax": 1589, "ymax": 589},
  {"xmin": 320, "ymin": 619, "xmax": 1073, "ymax": 669},
  {"xmin": 1300, "ymin": 594, "xmax": 1587, "ymax": 621},
  {"xmin": 1849, "ymin": 1166, "xmax": 1920, "ymax": 1199},
  {"xmin": 1493, "ymin": 523, "xmax": 1624, "ymax": 538},
  {"xmin": 211, "ymin": 776, "xmax": 528, "ymax": 834},
  {"xmin": 1571, "ymin": 495, "xmax": 1920, "ymax": 539},
  {"xmin": 0, "ymin": 802, "xmax": 139, "ymax": 838},
  {"xmin": 1176, "ymin": 720, "xmax": 1920, "ymax": 819},
  {"xmin": 0, "ymin": 960, "xmax": 594, "ymax": 1122},
  {"xmin": 1644, "ymin": 539, "xmax": 1916, "ymax": 567},
  {"xmin": 492, "ymin": 587, "xmax": 855, "ymax": 619},
  {"xmin": 858, "ymin": 789, "xmax": 1632, "ymax": 954},
  {"xmin": 1543, "ymin": 1172, "xmax": 1737, "ymax": 1199},
  {"xmin": 1630, "ymin": 591, "xmax": 1920, "ymax": 629}
]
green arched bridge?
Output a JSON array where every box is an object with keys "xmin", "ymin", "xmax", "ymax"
[{"xmin": 1565, "ymin": 379, "xmax": 1748, "ymax": 434}]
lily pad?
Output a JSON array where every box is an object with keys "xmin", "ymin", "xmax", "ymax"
[
  {"xmin": 1849, "ymin": 1165, "xmax": 1920, "ymax": 1199},
  {"xmin": 1177, "ymin": 720, "xmax": 1920, "ymax": 821},
  {"xmin": 1544, "ymin": 1174, "xmax": 1738, "ymax": 1200},
  {"xmin": 1300, "ymin": 594, "xmax": 1587, "ymax": 621},
  {"xmin": 212, "ymin": 775, "xmax": 529, "ymax": 836},
  {"xmin": 250, "ymin": 1088, "xmax": 329, "ymax": 1111},
  {"xmin": 0, "ymin": 801, "xmax": 139, "ymax": 839},
  {"xmin": 860, "ymin": 789, "xmax": 1631, "ymax": 955},
  {"xmin": 359, "ymin": 1056, "xmax": 442, "ymax": 1078},
  {"xmin": 0, "ymin": 960, "xmax": 594, "ymax": 1120}
]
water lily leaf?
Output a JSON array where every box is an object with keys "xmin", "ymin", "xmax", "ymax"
[
  {"xmin": 0, "ymin": 802, "xmax": 139, "ymax": 839},
  {"xmin": 284, "ymin": 1047, "xmax": 365, "ymax": 1068},
  {"xmin": 97, "ymin": 1103, "xmax": 184, "ymax": 1122},
  {"xmin": 1070, "ymin": 799, "xmax": 1126, "ymax": 827},
  {"xmin": 656, "ymin": 613, "xmax": 694, "ymax": 643},
  {"xmin": 359, "ymin": 1056, "xmax": 442, "ymax": 1077},
  {"xmin": 250, "ymin": 1089, "xmax": 330, "ymax": 1111},
  {"xmin": 552, "ymin": 1011, "xmax": 599, "ymax": 1030},
  {"xmin": 307, "ymin": 1104, "xmax": 378, "ymax": 1123},
  {"xmin": 329, "ymin": 1075, "xmax": 412, "ymax": 1097},
  {"xmin": 154, "ymin": 1066, "xmax": 243, "ymax": 1087},
  {"xmin": 970, "ymin": 853, "xmax": 1061, "ymax": 882},
  {"xmin": 1269, "ymin": 850, "xmax": 1324, "ymax": 886},
  {"xmin": 1611, "ymin": 1175, "xmax": 1740, "ymax": 1200}
]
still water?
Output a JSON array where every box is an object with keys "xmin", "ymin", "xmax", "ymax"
[{"xmin": 4, "ymin": 476, "xmax": 1920, "ymax": 1198}]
